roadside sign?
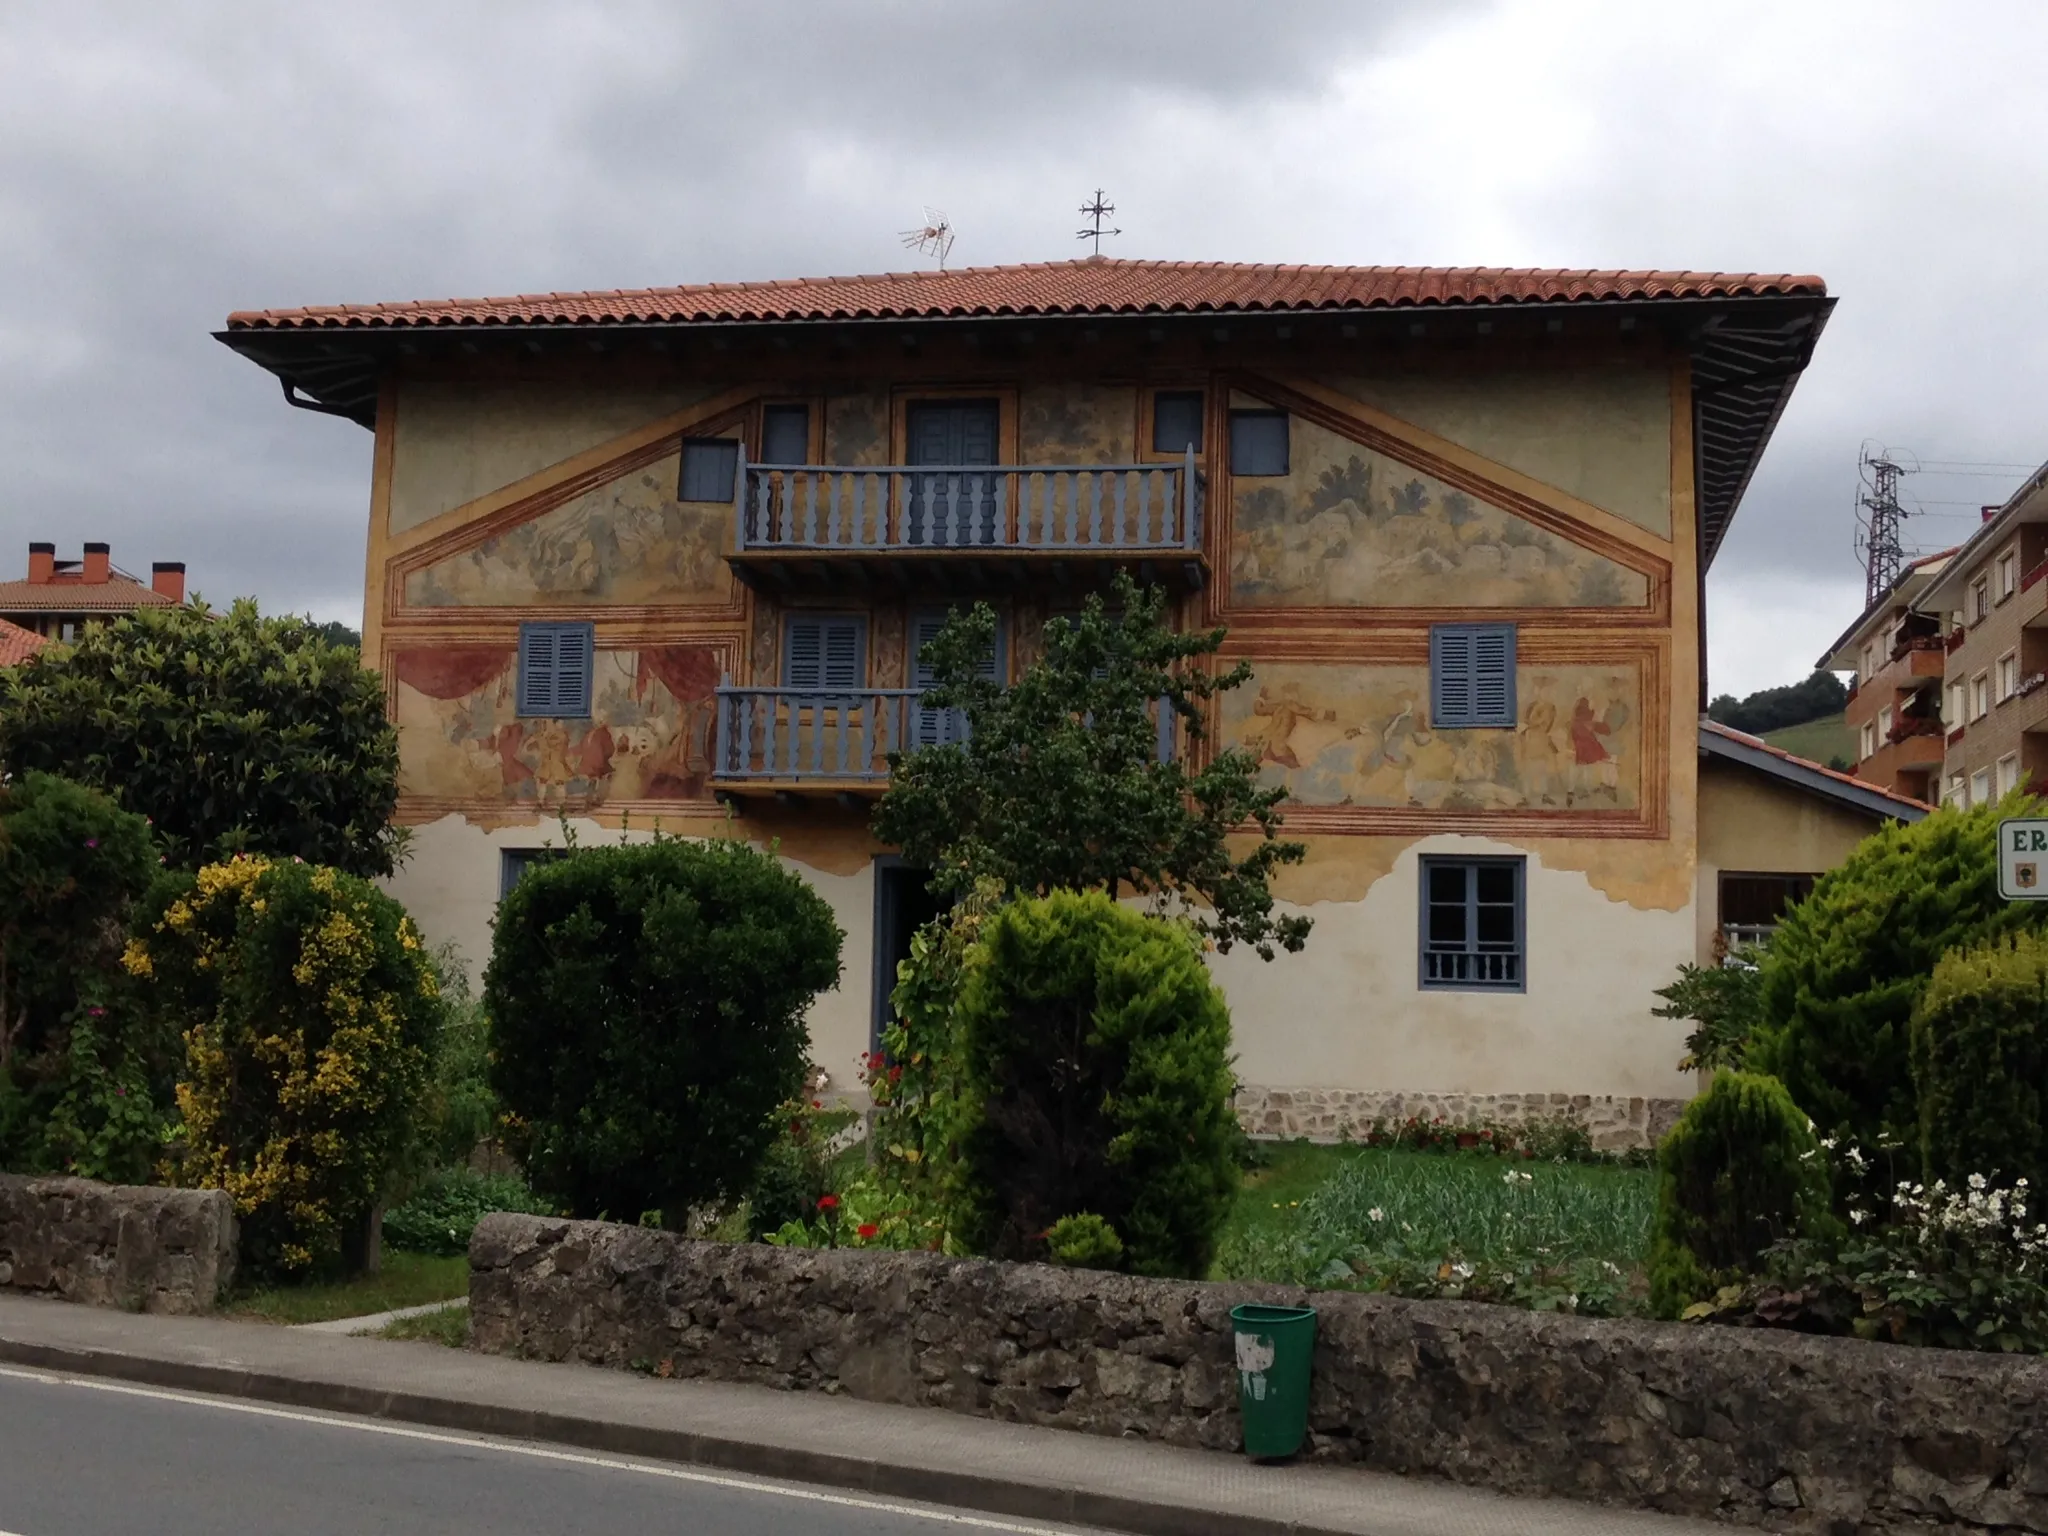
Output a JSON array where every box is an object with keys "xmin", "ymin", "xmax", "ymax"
[{"xmin": 1999, "ymin": 818, "xmax": 2048, "ymax": 900}]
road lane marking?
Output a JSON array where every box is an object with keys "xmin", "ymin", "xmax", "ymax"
[{"xmin": 0, "ymin": 1366, "xmax": 1089, "ymax": 1534}]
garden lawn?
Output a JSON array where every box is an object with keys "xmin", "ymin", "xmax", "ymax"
[
  {"xmin": 1216, "ymin": 1142, "xmax": 1656, "ymax": 1315},
  {"xmin": 222, "ymin": 1252, "xmax": 470, "ymax": 1325}
]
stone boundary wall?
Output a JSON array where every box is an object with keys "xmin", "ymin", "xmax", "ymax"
[
  {"xmin": 1233, "ymin": 1086, "xmax": 1688, "ymax": 1150},
  {"xmin": 0, "ymin": 1175, "xmax": 236, "ymax": 1315},
  {"xmin": 473, "ymin": 1213, "xmax": 2048, "ymax": 1534}
]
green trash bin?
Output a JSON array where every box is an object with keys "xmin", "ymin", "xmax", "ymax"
[{"xmin": 1230, "ymin": 1302, "xmax": 1316, "ymax": 1461}]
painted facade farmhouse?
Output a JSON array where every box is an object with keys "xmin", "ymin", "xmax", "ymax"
[{"xmin": 219, "ymin": 258, "xmax": 1911, "ymax": 1143}]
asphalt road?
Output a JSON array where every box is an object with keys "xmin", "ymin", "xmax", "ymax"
[{"xmin": 0, "ymin": 1367, "xmax": 1094, "ymax": 1536}]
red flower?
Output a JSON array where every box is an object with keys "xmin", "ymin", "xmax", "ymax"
[
  {"xmin": 817, "ymin": 1194, "xmax": 840, "ymax": 1211},
  {"xmin": 811, "ymin": 1099, "xmax": 824, "ymax": 1109},
  {"xmin": 888, "ymin": 1065, "xmax": 903, "ymax": 1083},
  {"xmin": 856, "ymin": 1223, "xmax": 879, "ymax": 1239}
]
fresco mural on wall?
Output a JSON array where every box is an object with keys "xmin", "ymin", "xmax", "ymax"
[
  {"xmin": 826, "ymin": 391, "xmax": 890, "ymax": 466},
  {"xmin": 1222, "ymin": 660, "xmax": 1641, "ymax": 811},
  {"xmin": 1229, "ymin": 415, "xmax": 1648, "ymax": 609},
  {"xmin": 1019, "ymin": 384, "xmax": 1135, "ymax": 464},
  {"xmin": 393, "ymin": 644, "xmax": 722, "ymax": 805},
  {"xmin": 402, "ymin": 451, "xmax": 729, "ymax": 607}
]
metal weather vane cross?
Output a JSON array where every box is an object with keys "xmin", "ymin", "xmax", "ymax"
[{"xmin": 1076, "ymin": 190, "xmax": 1121, "ymax": 255}]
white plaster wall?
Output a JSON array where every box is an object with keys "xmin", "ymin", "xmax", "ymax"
[
  {"xmin": 1210, "ymin": 834, "xmax": 1694, "ymax": 1101},
  {"xmin": 388, "ymin": 382, "xmax": 720, "ymax": 534},
  {"xmin": 1333, "ymin": 368, "xmax": 1673, "ymax": 537},
  {"xmin": 385, "ymin": 815, "xmax": 874, "ymax": 1094}
]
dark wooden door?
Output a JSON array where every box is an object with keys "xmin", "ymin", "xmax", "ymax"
[{"xmin": 905, "ymin": 400, "xmax": 1000, "ymax": 545}]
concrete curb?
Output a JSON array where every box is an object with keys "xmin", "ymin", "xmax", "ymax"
[
  {"xmin": 0, "ymin": 1334, "xmax": 1326, "ymax": 1536},
  {"xmin": 295, "ymin": 1298, "xmax": 469, "ymax": 1335}
]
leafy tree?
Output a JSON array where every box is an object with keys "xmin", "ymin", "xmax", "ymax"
[
  {"xmin": 485, "ymin": 837, "xmax": 843, "ymax": 1226},
  {"xmin": 872, "ymin": 575, "xmax": 1308, "ymax": 959},
  {"xmin": 949, "ymin": 890, "xmax": 1239, "ymax": 1278},
  {"xmin": 1652, "ymin": 947, "xmax": 1766, "ymax": 1071},
  {"xmin": 307, "ymin": 619, "xmax": 362, "ymax": 651},
  {"xmin": 1751, "ymin": 798, "xmax": 2048, "ymax": 1167},
  {"xmin": 0, "ymin": 600, "xmax": 400, "ymax": 876},
  {"xmin": 1706, "ymin": 670, "xmax": 1849, "ymax": 736},
  {"xmin": 1912, "ymin": 932, "xmax": 2048, "ymax": 1196}
]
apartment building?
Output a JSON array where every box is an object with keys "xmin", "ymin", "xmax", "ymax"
[
  {"xmin": 220, "ymin": 257, "xmax": 1841, "ymax": 1140},
  {"xmin": 1917, "ymin": 463, "xmax": 2048, "ymax": 807},
  {"xmin": 1820, "ymin": 550, "xmax": 1952, "ymax": 802}
]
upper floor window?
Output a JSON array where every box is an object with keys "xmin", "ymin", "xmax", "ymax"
[
  {"xmin": 679, "ymin": 437, "xmax": 740, "ymax": 502},
  {"xmin": 761, "ymin": 404, "xmax": 811, "ymax": 465},
  {"xmin": 1999, "ymin": 753, "xmax": 2022, "ymax": 797},
  {"xmin": 1947, "ymin": 771, "xmax": 1966, "ymax": 806},
  {"xmin": 1972, "ymin": 671, "xmax": 1991, "ymax": 720},
  {"xmin": 1420, "ymin": 856, "xmax": 1524, "ymax": 992},
  {"xmin": 1998, "ymin": 651, "xmax": 2019, "ymax": 702},
  {"xmin": 1972, "ymin": 767, "xmax": 1993, "ymax": 805},
  {"xmin": 1999, "ymin": 550, "xmax": 2018, "ymax": 600},
  {"xmin": 1152, "ymin": 392, "xmax": 1205, "ymax": 455},
  {"xmin": 1430, "ymin": 623, "xmax": 1517, "ymax": 729},
  {"xmin": 517, "ymin": 622, "xmax": 594, "ymax": 718},
  {"xmin": 1862, "ymin": 641, "xmax": 1879, "ymax": 680},
  {"xmin": 1860, "ymin": 720, "xmax": 1878, "ymax": 760},
  {"xmin": 1228, "ymin": 409, "xmax": 1290, "ymax": 477},
  {"xmin": 1947, "ymin": 680, "xmax": 1966, "ymax": 727},
  {"xmin": 1876, "ymin": 704, "xmax": 1894, "ymax": 741},
  {"xmin": 1972, "ymin": 578, "xmax": 1990, "ymax": 623},
  {"xmin": 783, "ymin": 614, "xmax": 866, "ymax": 693}
]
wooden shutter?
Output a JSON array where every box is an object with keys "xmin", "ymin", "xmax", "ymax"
[
  {"xmin": 518, "ymin": 622, "xmax": 593, "ymax": 718},
  {"xmin": 518, "ymin": 625, "xmax": 557, "ymax": 715},
  {"xmin": 1431, "ymin": 623, "xmax": 1515, "ymax": 728},
  {"xmin": 784, "ymin": 616, "xmax": 865, "ymax": 691},
  {"xmin": 554, "ymin": 624, "xmax": 593, "ymax": 717},
  {"xmin": 761, "ymin": 405, "xmax": 809, "ymax": 465},
  {"xmin": 1228, "ymin": 410, "xmax": 1289, "ymax": 476},
  {"xmin": 912, "ymin": 612, "xmax": 1000, "ymax": 746},
  {"xmin": 679, "ymin": 438, "xmax": 740, "ymax": 502}
]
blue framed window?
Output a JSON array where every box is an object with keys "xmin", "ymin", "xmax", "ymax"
[
  {"xmin": 783, "ymin": 615, "xmax": 866, "ymax": 692},
  {"xmin": 1430, "ymin": 623, "xmax": 1516, "ymax": 728},
  {"xmin": 1228, "ymin": 409, "xmax": 1289, "ymax": 476},
  {"xmin": 1420, "ymin": 856, "xmax": 1525, "ymax": 991},
  {"xmin": 499, "ymin": 848, "xmax": 566, "ymax": 900},
  {"xmin": 517, "ymin": 622, "xmax": 594, "ymax": 718},
  {"xmin": 678, "ymin": 437, "xmax": 740, "ymax": 502},
  {"xmin": 1152, "ymin": 391, "xmax": 1204, "ymax": 454}
]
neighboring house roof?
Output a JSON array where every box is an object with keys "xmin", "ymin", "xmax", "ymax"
[
  {"xmin": 1916, "ymin": 455, "xmax": 2048, "ymax": 613},
  {"xmin": 217, "ymin": 256, "xmax": 1833, "ymax": 568},
  {"xmin": 0, "ymin": 573, "xmax": 174, "ymax": 613},
  {"xmin": 1699, "ymin": 717, "xmax": 1928, "ymax": 822},
  {"xmin": 0, "ymin": 618, "xmax": 47, "ymax": 665},
  {"xmin": 1815, "ymin": 546, "xmax": 1958, "ymax": 670},
  {"xmin": 223, "ymin": 260, "xmax": 1826, "ymax": 332}
]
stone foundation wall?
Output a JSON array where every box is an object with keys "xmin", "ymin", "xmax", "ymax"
[
  {"xmin": 0, "ymin": 1175, "xmax": 236, "ymax": 1315},
  {"xmin": 1233, "ymin": 1086, "xmax": 1688, "ymax": 1151},
  {"xmin": 472, "ymin": 1214, "xmax": 2048, "ymax": 1534}
]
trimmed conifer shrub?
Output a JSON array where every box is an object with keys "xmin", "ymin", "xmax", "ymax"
[
  {"xmin": 485, "ymin": 837, "xmax": 842, "ymax": 1226},
  {"xmin": 1751, "ymin": 799, "xmax": 2047, "ymax": 1160},
  {"xmin": 1912, "ymin": 933, "xmax": 2048, "ymax": 1196},
  {"xmin": 948, "ymin": 890, "xmax": 1237, "ymax": 1279},
  {"xmin": 1648, "ymin": 1071, "xmax": 1833, "ymax": 1317}
]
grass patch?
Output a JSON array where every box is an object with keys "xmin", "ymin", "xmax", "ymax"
[
  {"xmin": 1216, "ymin": 1143, "xmax": 1655, "ymax": 1315},
  {"xmin": 376, "ymin": 1303, "xmax": 471, "ymax": 1348},
  {"xmin": 223, "ymin": 1252, "xmax": 470, "ymax": 1326},
  {"xmin": 1763, "ymin": 711, "xmax": 1854, "ymax": 770}
]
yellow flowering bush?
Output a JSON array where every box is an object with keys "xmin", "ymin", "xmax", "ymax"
[{"xmin": 125, "ymin": 856, "xmax": 441, "ymax": 1278}]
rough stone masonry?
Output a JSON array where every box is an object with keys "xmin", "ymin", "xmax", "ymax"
[
  {"xmin": 472, "ymin": 1213, "xmax": 2048, "ymax": 1535},
  {"xmin": 0, "ymin": 1174, "xmax": 236, "ymax": 1315}
]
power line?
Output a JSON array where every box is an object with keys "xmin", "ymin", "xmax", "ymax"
[{"xmin": 1854, "ymin": 445, "xmax": 1909, "ymax": 607}]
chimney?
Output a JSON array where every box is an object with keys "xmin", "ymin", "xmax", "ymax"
[
  {"xmin": 82, "ymin": 542, "xmax": 110, "ymax": 583},
  {"xmin": 151, "ymin": 562, "xmax": 186, "ymax": 604},
  {"xmin": 1985, "ymin": 505, "xmax": 2002, "ymax": 523},
  {"xmin": 27, "ymin": 542, "xmax": 54, "ymax": 583}
]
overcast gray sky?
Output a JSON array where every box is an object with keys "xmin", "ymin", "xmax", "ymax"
[{"xmin": 3, "ymin": 0, "xmax": 2043, "ymax": 697}]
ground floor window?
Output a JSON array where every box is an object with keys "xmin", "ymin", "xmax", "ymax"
[
  {"xmin": 499, "ymin": 847, "xmax": 566, "ymax": 899},
  {"xmin": 1419, "ymin": 856, "xmax": 1524, "ymax": 991},
  {"xmin": 1717, "ymin": 871, "xmax": 1815, "ymax": 952}
]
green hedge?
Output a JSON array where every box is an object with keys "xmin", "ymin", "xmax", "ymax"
[{"xmin": 1912, "ymin": 933, "xmax": 2048, "ymax": 1195}]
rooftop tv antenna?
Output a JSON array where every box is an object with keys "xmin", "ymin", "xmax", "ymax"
[
  {"xmin": 1076, "ymin": 189, "xmax": 1121, "ymax": 256},
  {"xmin": 1852, "ymin": 442, "xmax": 1912, "ymax": 607},
  {"xmin": 900, "ymin": 208, "xmax": 955, "ymax": 269}
]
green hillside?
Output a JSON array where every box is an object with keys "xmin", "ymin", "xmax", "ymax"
[{"xmin": 1762, "ymin": 711, "xmax": 1856, "ymax": 770}]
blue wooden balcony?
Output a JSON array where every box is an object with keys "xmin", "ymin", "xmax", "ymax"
[{"xmin": 724, "ymin": 450, "xmax": 1207, "ymax": 596}]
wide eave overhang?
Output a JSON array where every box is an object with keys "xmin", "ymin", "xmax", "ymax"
[{"xmin": 217, "ymin": 267, "xmax": 1833, "ymax": 569}]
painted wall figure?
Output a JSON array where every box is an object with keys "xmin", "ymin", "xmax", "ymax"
[
  {"xmin": 1229, "ymin": 413, "xmax": 1649, "ymax": 609},
  {"xmin": 1224, "ymin": 660, "xmax": 1641, "ymax": 811}
]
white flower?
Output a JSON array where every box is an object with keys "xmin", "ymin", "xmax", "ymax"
[
  {"xmin": 1452, "ymin": 1261, "xmax": 1474, "ymax": 1280},
  {"xmin": 1969, "ymin": 1173, "xmax": 1988, "ymax": 1192},
  {"xmin": 1368, "ymin": 1207, "xmax": 1385, "ymax": 1223},
  {"xmin": 1820, "ymin": 1136, "xmax": 1838, "ymax": 1151},
  {"xmin": 1850, "ymin": 1208, "xmax": 1869, "ymax": 1225}
]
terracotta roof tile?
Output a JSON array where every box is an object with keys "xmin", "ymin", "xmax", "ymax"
[
  {"xmin": 0, "ymin": 618, "xmax": 48, "ymax": 665},
  {"xmin": 225, "ymin": 258, "xmax": 1827, "ymax": 332},
  {"xmin": 0, "ymin": 575, "xmax": 175, "ymax": 613},
  {"xmin": 1699, "ymin": 717, "xmax": 1930, "ymax": 814}
]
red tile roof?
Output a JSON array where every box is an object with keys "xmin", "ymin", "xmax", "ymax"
[
  {"xmin": 225, "ymin": 258, "xmax": 1826, "ymax": 332},
  {"xmin": 0, "ymin": 618, "xmax": 48, "ymax": 665},
  {"xmin": 1699, "ymin": 717, "xmax": 1930, "ymax": 814},
  {"xmin": 0, "ymin": 573, "xmax": 175, "ymax": 613}
]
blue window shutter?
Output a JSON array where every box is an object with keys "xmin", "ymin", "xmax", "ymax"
[
  {"xmin": 1432, "ymin": 623, "xmax": 1515, "ymax": 728},
  {"xmin": 519, "ymin": 625, "xmax": 556, "ymax": 716},
  {"xmin": 761, "ymin": 405, "xmax": 809, "ymax": 465},
  {"xmin": 555, "ymin": 625, "xmax": 593, "ymax": 717},
  {"xmin": 784, "ymin": 619, "xmax": 825, "ymax": 689},
  {"xmin": 785, "ymin": 616, "xmax": 865, "ymax": 690},
  {"xmin": 518, "ymin": 622, "xmax": 594, "ymax": 718},
  {"xmin": 1152, "ymin": 392, "xmax": 1204, "ymax": 454},
  {"xmin": 821, "ymin": 620, "xmax": 862, "ymax": 691},
  {"xmin": 1228, "ymin": 410, "xmax": 1290, "ymax": 476},
  {"xmin": 679, "ymin": 438, "xmax": 740, "ymax": 502}
]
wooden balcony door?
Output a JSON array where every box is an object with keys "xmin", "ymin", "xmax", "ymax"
[{"xmin": 906, "ymin": 400, "xmax": 1000, "ymax": 546}]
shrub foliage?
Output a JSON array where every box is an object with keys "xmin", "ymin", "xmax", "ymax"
[
  {"xmin": 1912, "ymin": 932, "xmax": 2048, "ymax": 1196},
  {"xmin": 126, "ymin": 857, "xmax": 442, "ymax": 1276},
  {"xmin": 1648, "ymin": 1071, "xmax": 1833, "ymax": 1317},
  {"xmin": 486, "ymin": 837, "xmax": 842, "ymax": 1226},
  {"xmin": 949, "ymin": 890, "xmax": 1237, "ymax": 1278},
  {"xmin": 1752, "ymin": 799, "xmax": 2047, "ymax": 1159},
  {"xmin": 0, "ymin": 600, "xmax": 401, "ymax": 876}
]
